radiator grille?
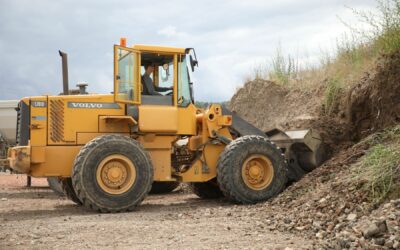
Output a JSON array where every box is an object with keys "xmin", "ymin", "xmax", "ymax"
[
  {"xmin": 15, "ymin": 101, "xmax": 29, "ymax": 146},
  {"xmin": 49, "ymin": 100, "xmax": 65, "ymax": 143},
  {"xmin": 15, "ymin": 105, "xmax": 21, "ymax": 145}
]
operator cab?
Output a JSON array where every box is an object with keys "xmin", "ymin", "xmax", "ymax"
[{"xmin": 114, "ymin": 40, "xmax": 197, "ymax": 108}]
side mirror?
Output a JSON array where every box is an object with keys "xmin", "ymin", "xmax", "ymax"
[{"xmin": 189, "ymin": 55, "xmax": 198, "ymax": 72}]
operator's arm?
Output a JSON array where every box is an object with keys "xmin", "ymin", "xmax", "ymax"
[{"xmin": 154, "ymin": 85, "xmax": 173, "ymax": 92}]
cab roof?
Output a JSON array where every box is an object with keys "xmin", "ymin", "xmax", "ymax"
[{"xmin": 132, "ymin": 44, "xmax": 186, "ymax": 54}]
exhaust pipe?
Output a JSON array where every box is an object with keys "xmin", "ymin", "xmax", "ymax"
[{"xmin": 59, "ymin": 50, "xmax": 69, "ymax": 95}]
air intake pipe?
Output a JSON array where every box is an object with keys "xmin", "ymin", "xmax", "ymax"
[{"xmin": 59, "ymin": 50, "xmax": 69, "ymax": 95}]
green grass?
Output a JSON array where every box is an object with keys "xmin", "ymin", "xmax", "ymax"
[
  {"xmin": 355, "ymin": 125, "xmax": 400, "ymax": 203},
  {"xmin": 358, "ymin": 125, "xmax": 400, "ymax": 146},
  {"xmin": 348, "ymin": 0, "xmax": 400, "ymax": 54},
  {"xmin": 323, "ymin": 78, "xmax": 342, "ymax": 114},
  {"xmin": 268, "ymin": 45, "xmax": 299, "ymax": 85}
]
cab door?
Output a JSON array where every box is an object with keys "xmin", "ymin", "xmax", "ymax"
[
  {"xmin": 114, "ymin": 45, "xmax": 141, "ymax": 104},
  {"xmin": 138, "ymin": 54, "xmax": 178, "ymax": 133}
]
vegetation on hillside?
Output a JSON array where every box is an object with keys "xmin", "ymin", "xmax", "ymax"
[
  {"xmin": 355, "ymin": 126, "xmax": 400, "ymax": 204},
  {"xmin": 194, "ymin": 101, "xmax": 229, "ymax": 109},
  {"xmin": 249, "ymin": 0, "xmax": 400, "ymax": 114}
]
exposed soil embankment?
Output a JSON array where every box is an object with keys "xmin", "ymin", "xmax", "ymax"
[
  {"xmin": 346, "ymin": 51, "xmax": 400, "ymax": 140},
  {"xmin": 230, "ymin": 51, "xmax": 400, "ymax": 151}
]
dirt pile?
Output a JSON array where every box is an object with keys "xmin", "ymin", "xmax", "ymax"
[
  {"xmin": 229, "ymin": 79, "xmax": 324, "ymax": 132},
  {"xmin": 260, "ymin": 139, "xmax": 400, "ymax": 249}
]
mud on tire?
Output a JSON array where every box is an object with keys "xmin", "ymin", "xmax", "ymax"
[
  {"xmin": 190, "ymin": 178, "xmax": 224, "ymax": 199},
  {"xmin": 72, "ymin": 134, "xmax": 153, "ymax": 213},
  {"xmin": 217, "ymin": 135, "xmax": 287, "ymax": 204}
]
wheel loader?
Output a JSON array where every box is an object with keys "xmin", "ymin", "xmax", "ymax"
[{"xmin": 6, "ymin": 38, "xmax": 326, "ymax": 212}]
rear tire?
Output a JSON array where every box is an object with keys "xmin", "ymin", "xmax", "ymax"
[
  {"xmin": 217, "ymin": 135, "xmax": 287, "ymax": 204},
  {"xmin": 190, "ymin": 178, "xmax": 224, "ymax": 199},
  {"xmin": 60, "ymin": 178, "xmax": 82, "ymax": 205},
  {"xmin": 72, "ymin": 135, "xmax": 153, "ymax": 213},
  {"xmin": 150, "ymin": 181, "xmax": 180, "ymax": 194},
  {"xmin": 47, "ymin": 177, "xmax": 64, "ymax": 196}
]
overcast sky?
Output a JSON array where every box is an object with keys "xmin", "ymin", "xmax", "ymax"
[{"xmin": 0, "ymin": 0, "xmax": 376, "ymax": 101}]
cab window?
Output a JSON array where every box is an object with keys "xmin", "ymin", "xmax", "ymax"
[
  {"xmin": 139, "ymin": 53, "xmax": 174, "ymax": 106},
  {"xmin": 140, "ymin": 53, "xmax": 174, "ymax": 96}
]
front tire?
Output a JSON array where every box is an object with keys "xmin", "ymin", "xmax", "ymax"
[
  {"xmin": 72, "ymin": 135, "xmax": 153, "ymax": 213},
  {"xmin": 217, "ymin": 135, "xmax": 287, "ymax": 204}
]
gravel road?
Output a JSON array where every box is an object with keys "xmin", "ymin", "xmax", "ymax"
[{"xmin": 0, "ymin": 174, "xmax": 311, "ymax": 250}]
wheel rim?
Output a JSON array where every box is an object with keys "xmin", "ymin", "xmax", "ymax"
[
  {"xmin": 241, "ymin": 154, "xmax": 274, "ymax": 190},
  {"xmin": 96, "ymin": 154, "xmax": 136, "ymax": 195}
]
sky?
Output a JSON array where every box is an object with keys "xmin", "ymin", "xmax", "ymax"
[{"xmin": 0, "ymin": 0, "xmax": 377, "ymax": 102}]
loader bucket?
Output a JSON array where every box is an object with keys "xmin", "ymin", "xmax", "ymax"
[
  {"xmin": 221, "ymin": 106, "xmax": 327, "ymax": 181},
  {"xmin": 266, "ymin": 128, "xmax": 328, "ymax": 181}
]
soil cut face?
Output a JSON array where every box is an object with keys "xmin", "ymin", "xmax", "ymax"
[{"xmin": 345, "ymin": 51, "xmax": 400, "ymax": 141}]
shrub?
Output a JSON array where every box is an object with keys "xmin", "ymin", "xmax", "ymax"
[
  {"xmin": 323, "ymin": 78, "xmax": 342, "ymax": 114},
  {"xmin": 356, "ymin": 125, "xmax": 400, "ymax": 203}
]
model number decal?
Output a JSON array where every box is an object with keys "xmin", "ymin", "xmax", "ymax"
[
  {"xmin": 67, "ymin": 102, "xmax": 121, "ymax": 109},
  {"xmin": 31, "ymin": 101, "xmax": 47, "ymax": 107}
]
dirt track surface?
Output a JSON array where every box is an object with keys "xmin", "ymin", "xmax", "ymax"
[{"xmin": 0, "ymin": 174, "xmax": 311, "ymax": 250}]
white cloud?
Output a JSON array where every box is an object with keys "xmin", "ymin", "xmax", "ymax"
[
  {"xmin": 0, "ymin": 0, "xmax": 378, "ymax": 101},
  {"xmin": 157, "ymin": 25, "xmax": 177, "ymax": 37}
]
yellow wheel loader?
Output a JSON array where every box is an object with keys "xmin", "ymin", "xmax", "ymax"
[{"xmin": 6, "ymin": 39, "xmax": 326, "ymax": 212}]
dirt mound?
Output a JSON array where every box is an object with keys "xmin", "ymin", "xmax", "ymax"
[
  {"xmin": 261, "ymin": 139, "xmax": 400, "ymax": 248},
  {"xmin": 229, "ymin": 80, "xmax": 323, "ymax": 132}
]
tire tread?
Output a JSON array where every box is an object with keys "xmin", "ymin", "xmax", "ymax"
[{"xmin": 217, "ymin": 135, "xmax": 287, "ymax": 204}]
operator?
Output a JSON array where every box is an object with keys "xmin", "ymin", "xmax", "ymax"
[{"xmin": 142, "ymin": 63, "xmax": 173, "ymax": 95}]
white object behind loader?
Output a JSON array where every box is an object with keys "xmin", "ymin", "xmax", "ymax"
[{"xmin": 0, "ymin": 100, "xmax": 18, "ymax": 145}]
